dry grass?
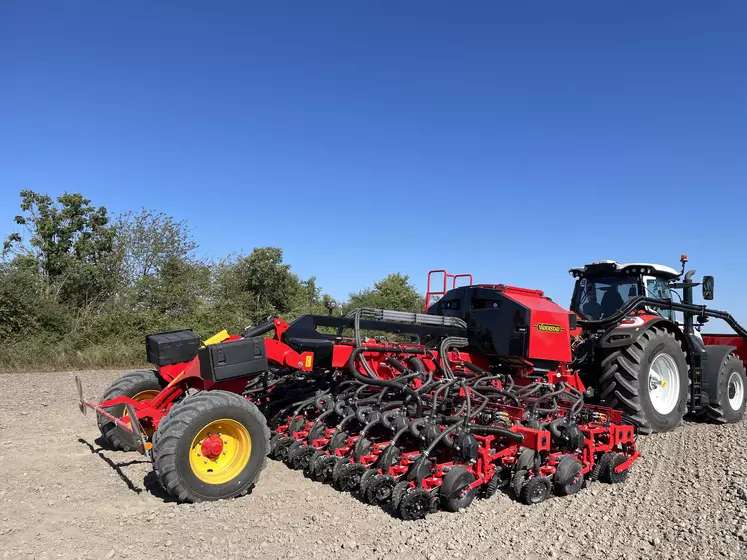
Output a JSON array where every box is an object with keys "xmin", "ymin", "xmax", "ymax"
[{"xmin": 0, "ymin": 338, "xmax": 147, "ymax": 372}]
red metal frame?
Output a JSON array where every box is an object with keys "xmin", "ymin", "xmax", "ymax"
[{"xmin": 425, "ymin": 270, "xmax": 474, "ymax": 310}]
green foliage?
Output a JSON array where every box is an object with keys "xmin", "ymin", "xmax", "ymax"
[
  {"xmin": 0, "ymin": 190, "xmax": 425, "ymax": 371},
  {"xmin": 115, "ymin": 208, "xmax": 198, "ymax": 285},
  {"xmin": 3, "ymin": 190, "xmax": 117, "ymax": 306},
  {"xmin": 346, "ymin": 273, "xmax": 425, "ymax": 313}
]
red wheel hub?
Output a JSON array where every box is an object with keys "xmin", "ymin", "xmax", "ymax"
[{"xmin": 201, "ymin": 435, "xmax": 224, "ymax": 460}]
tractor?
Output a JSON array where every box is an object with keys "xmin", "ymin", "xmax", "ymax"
[
  {"xmin": 74, "ymin": 259, "xmax": 746, "ymax": 512},
  {"xmin": 568, "ymin": 255, "xmax": 747, "ymax": 433}
]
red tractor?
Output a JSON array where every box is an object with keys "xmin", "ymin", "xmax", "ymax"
[{"xmin": 567, "ymin": 256, "xmax": 747, "ymax": 433}]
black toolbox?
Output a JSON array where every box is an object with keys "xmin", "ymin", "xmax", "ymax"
[
  {"xmin": 145, "ymin": 330, "xmax": 201, "ymax": 366},
  {"xmin": 198, "ymin": 336, "xmax": 268, "ymax": 383}
]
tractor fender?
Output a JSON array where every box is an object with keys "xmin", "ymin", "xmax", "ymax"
[
  {"xmin": 596, "ymin": 317, "xmax": 675, "ymax": 349},
  {"xmin": 701, "ymin": 345, "xmax": 738, "ymax": 408}
]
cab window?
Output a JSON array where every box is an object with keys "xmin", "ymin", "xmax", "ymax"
[
  {"xmin": 644, "ymin": 277, "xmax": 674, "ymax": 320},
  {"xmin": 572, "ymin": 275, "xmax": 639, "ymax": 320}
]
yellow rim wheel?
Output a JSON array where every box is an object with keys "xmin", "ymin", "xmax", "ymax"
[
  {"xmin": 189, "ymin": 419, "xmax": 252, "ymax": 484},
  {"xmin": 122, "ymin": 390, "xmax": 160, "ymax": 437}
]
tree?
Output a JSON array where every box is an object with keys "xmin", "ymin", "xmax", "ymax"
[
  {"xmin": 138, "ymin": 256, "xmax": 210, "ymax": 317},
  {"xmin": 115, "ymin": 208, "xmax": 198, "ymax": 286},
  {"xmin": 211, "ymin": 247, "xmax": 324, "ymax": 326},
  {"xmin": 346, "ymin": 273, "xmax": 424, "ymax": 312},
  {"xmin": 2, "ymin": 190, "xmax": 116, "ymax": 305}
]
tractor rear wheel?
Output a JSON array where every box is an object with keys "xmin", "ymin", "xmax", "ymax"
[
  {"xmin": 707, "ymin": 353, "xmax": 747, "ymax": 423},
  {"xmin": 599, "ymin": 326, "xmax": 688, "ymax": 434},
  {"xmin": 152, "ymin": 390, "xmax": 269, "ymax": 502},
  {"xmin": 97, "ymin": 370, "xmax": 164, "ymax": 451}
]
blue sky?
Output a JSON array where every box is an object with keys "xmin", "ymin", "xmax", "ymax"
[{"xmin": 1, "ymin": 1, "xmax": 746, "ymax": 325}]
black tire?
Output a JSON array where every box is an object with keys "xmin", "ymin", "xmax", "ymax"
[
  {"xmin": 598, "ymin": 452, "xmax": 629, "ymax": 484},
  {"xmin": 331, "ymin": 457, "xmax": 350, "ymax": 485},
  {"xmin": 306, "ymin": 449, "xmax": 326, "ymax": 478},
  {"xmin": 553, "ymin": 456, "xmax": 584, "ymax": 496},
  {"xmin": 707, "ymin": 353, "xmax": 747, "ymax": 424},
  {"xmin": 515, "ymin": 448, "xmax": 536, "ymax": 473},
  {"xmin": 511, "ymin": 469, "xmax": 528, "ymax": 499},
  {"xmin": 97, "ymin": 370, "xmax": 164, "ymax": 451},
  {"xmin": 152, "ymin": 390, "xmax": 269, "ymax": 503},
  {"xmin": 287, "ymin": 443, "xmax": 315, "ymax": 470},
  {"xmin": 599, "ymin": 326, "xmax": 688, "ymax": 434},
  {"xmin": 284, "ymin": 440, "xmax": 304, "ymax": 467},
  {"xmin": 335, "ymin": 463, "xmax": 368, "ymax": 492},
  {"xmin": 358, "ymin": 468, "xmax": 377, "ymax": 500},
  {"xmin": 390, "ymin": 481, "xmax": 410, "ymax": 511},
  {"xmin": 399, "ymin": 488, "xmax": 432, "ymax": 520},
  {"xmin": 314, "ymin": 455, "xmax": 338, "ymax": 482},
  {"xmin": 484, "ymin": 468, "xmax": 509, "ymax": 499},
  {"xmin": 521, "ymin": 475, "xmax": 551, "ymax": 505},
  {"xmin": 439, "ymin": 466, "xmax": 477, "ymax": 512},
  {"xmin": 367, "ymin": 474, "xmax": 397, "ymax": 505},
  {"xmin": 273, "ymin": 437, "xmax": 295, "ymax": 462},
  {"xmin": 377, "ymin": 445, "xmax": 402, "ymax": 470}
]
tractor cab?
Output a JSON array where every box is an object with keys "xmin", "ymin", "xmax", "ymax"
[{"xmin": 569, "ymin": 261, "xmax": 681, "ymax": 321}]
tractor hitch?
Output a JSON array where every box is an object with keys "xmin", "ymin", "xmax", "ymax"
[{"xmin": 74, "ymin": 375, "xmax": 152, "ymax": 458}]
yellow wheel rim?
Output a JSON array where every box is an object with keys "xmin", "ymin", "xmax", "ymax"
[
  {"xmin": 122, "ymin": 390, "xmax": 160, "ymax": 437},
  {"xmin": 189, "ymin": 419, "xmax": 252, "ymax": 484}
]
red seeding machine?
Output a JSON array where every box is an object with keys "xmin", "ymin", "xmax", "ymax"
[{"xmin": 76, "ymin": 256, "xmax": 747, "ymax": 518}]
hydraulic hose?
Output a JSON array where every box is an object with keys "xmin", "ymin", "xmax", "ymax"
[
  {"xmin": 243, "ymin": 319, "xmax": 276, "ymax": 338},
  {"xmin": 470, "ymin": 385, "xmax": 521, "ymax": 407},
  {"xmin": 348, "ymin": 346, "xmax": 426, "ymax": 417},
  {"xmin": 578, "ymin": 295, "xmax": 747, "ymax": 339},
  {"xmin": 468, "ymin": 425, "xmax": 525, "ymax": 443},
  {"xmin": 439, "ymin": 337, "xmax": 469, "ymax": 380}
]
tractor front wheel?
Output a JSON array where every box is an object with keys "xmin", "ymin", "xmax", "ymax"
[
  {"xmin": 152, "ymin": 390, "xmax": 269, "ymax": 502},
  {"xmin": 599, "ymin": 326, "xmax": 688, "ymax": 434}
]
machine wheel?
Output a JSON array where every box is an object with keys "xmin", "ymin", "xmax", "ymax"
[
  {"xmin": 287, "ymin": 443, "xmax": 315, "ymax": 470},
  {"xmin": 377, "ymin": 445, "xmax": 402, "ymax": 470},
  {"xmin": 599, "ymin": 326, "xmax": 688, "ymax": 434},
  {"xmin": 331, "ymin": 457, "xmax": 350, "ymax": 485},
  {"xmin": 314, "ymin": 455, "xmax": 338, "ymax": 482},
  {"xmin": 598, "ymin": 452, "xmax": 629, "ymax": 484},
  {"xmin": 515, "ymin": 448, "xmax": 536, "ymax": 472},
  {"xmin": 353, "ymin": 437, "xmax": 372, "ymax": 461},
  {"xmin": 152, "ymin": 390, "xmax": 269, "ymax": 502},
  {"xmin": 707, "ymin": 354, "xmax": 747, "ymax": 424},
  {"xmin": 553, "ymin": 456, "xmax": 584, "ymax": 496},
  {"xmin": 440, "ymin": 466, "xmax": 477, "ymax": 512},
  {"xmin": 484, "ymin": 468, "xmax": 510, "ymax": 499},
  {"xmin": 521, "ymin": 476, "xmax": 551, "ymax": 505},
  {"xmin": 306, "ymin": 450, "xmax": 326, "ymax": 478},
  {"xmin": 273, "ymin": 437, "xmax": 295, "ymax": 462},
  {"xmin": 390, "ymin": 481, "xmax": 411, "ymax": 511},
  {"xmin": 367, "ymin": 474, "xmax": 397, "ymax": 505},
  {"xmin": 399, "ymin": 488, "xmax": 433, "ymax": 520},
  {"xmin": 335, "ymin": 463, "xmax": 368, "ymax": 492},
  {"xmin": 511, "ymin": 469, "xmax": 528, "ymax": 499},
  {"xmin": 284, "ymin": 440, "xmax": 303, "ymax": 467},
  {"xmin": 97, "ymin": 370, "xmax": 164, "ymax": 451},
  {"xmin": 358, "ymin": 468, "xmax": 377, "ymax": 500}
]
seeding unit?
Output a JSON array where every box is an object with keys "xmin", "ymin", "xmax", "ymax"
[{"xmin": 76, "ymin": 258, "xmax": 747, "ymax": 518}]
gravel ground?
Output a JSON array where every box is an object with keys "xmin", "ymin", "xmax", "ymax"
[{"xmin": 1, "ymin": 369, "xmax": 747, "ymax": 560}]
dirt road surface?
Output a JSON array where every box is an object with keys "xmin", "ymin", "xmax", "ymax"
[{"xmin": 1, "ymin": 369, "xmax": 746, "ymax": 560}]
